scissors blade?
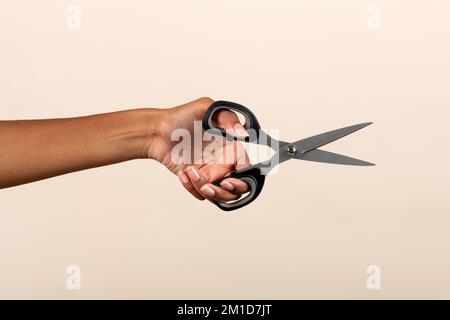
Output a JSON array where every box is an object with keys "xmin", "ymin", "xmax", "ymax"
[
  {"xmin": 299, "ymin": 149, "xmax": 375, "ymax": 166},
  {"xmin": 292, "ymin": 122, "xmax": 372, "ymax": 154}
]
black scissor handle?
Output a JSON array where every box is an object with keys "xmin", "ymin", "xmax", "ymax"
[
  {"xmin": 203, "ymin": 101, "xmax": 265, "ymax": 211},
  {"xmin": 212, "ymin": 165, "xmax": 266, "ymax": 212},
  {"xmin": 202, "ymin": 100, "xmax": 261, "ymax": 142}
]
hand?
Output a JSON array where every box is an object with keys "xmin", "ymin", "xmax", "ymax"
[
  {"xmin": 0, "ymin": 96, "xmax": 250, "ymax": 202},
  {"xmin": 148, "ymin": 97, "xmax": 250, "ymax": 203}
]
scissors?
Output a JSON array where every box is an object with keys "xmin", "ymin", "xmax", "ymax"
[{"xmin": 203, "ymin": 101, "xmax": 374, "ymax": 211}]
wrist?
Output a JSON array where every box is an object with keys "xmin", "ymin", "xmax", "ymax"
[{"xmin": 115, "ymin": 108, "xmax": 164, "ymax": 160}]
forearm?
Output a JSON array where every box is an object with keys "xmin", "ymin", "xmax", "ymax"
[{"xmin": 0, "ymin": 109, "xmax": 160, "ymax": 189}]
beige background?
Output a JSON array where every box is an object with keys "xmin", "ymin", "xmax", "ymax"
[{"xmin": 0, "ymin": 0, "xmax": 449, "ymax": 299}]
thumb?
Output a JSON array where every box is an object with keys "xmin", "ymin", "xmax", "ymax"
[{"xmin": 213, "ymin": 109, "xmax": 248, "ymax": 138}]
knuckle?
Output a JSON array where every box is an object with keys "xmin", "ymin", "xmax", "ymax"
[
  {"xmin": 183, "ymin": 182, "xmax": 193, "ymax": 191},
  {"xmin": 184, "ymin": 183, "xmax": 199, "ymax": 195},
  {"xmin": 196, "ymin": 96, "xmax": 214, "ymax": 106},
  {"xmin": 185, "ymin": 186, "xmax": 205, "ymax": 201}
]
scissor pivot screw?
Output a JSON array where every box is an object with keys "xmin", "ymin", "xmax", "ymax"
[{"xmin": 287, "ymin": 145, "xmax": 297, "ymax": 156}]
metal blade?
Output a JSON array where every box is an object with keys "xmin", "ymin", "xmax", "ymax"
[
  {"xmin": 292, "ymin": 122, "xmax": 373, "ymax": 154},
  {"xmin": 300, "ymin": 149, "xmax": 375, "ymax": 166}
]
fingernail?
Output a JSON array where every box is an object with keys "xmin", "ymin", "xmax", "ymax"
[
  {"xmin": 178, "ymin": 172, "xmax": 189, "ymax": 184},
  {"xmin": 187, "ymin": 167, "xmax": 200, "ymax": 182},
  {"xmin": 200, "ymin": 185, "xmax": 215, "ymax": 197},
  {"xmin": 221, "ymin": 181, "xmax": 234, "ymax": 191},
  {"xmin": 233, "ymin": 123, "xmax": 249, "ymax": 137},
  {"xmin": 225, "ymin": 128, "xmax": 236, "ymax": 136}
]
